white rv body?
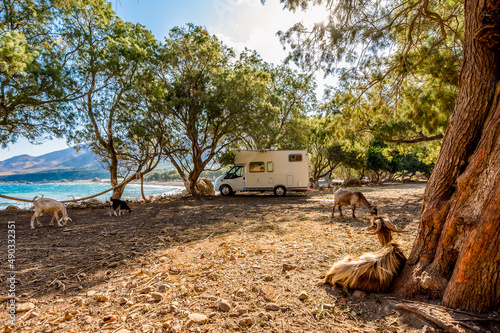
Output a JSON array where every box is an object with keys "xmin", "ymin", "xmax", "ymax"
[{"xmin": 214, "ymin": 150, "xmax": 309, "ymax": 196}]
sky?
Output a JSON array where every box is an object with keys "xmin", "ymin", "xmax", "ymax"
[{"xmin": 0, "ymin": 0, "xmax": 331, "ymax": 161}]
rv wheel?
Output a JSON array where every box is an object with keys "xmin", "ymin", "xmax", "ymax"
[
  {"xmin": 274, "ymin": 186, "xmax": 287, "ymax": 197},
  {"xmin": 220, "ymin": 185, "xmax": 234, "ymax": 196}
]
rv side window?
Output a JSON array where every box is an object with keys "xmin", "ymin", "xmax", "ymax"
[
  {"xmin": 249, "ymin": 162, "xmax": 265, "ymax": 172},
  {"xmin": 267, "ymin": 162, "xmax": 274, "ymax": 172},
  {"xmin": 289, "ymin": 154, "xmax": 302, "ymax": 162}
]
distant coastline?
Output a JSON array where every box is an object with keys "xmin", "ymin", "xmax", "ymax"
[{"xmin": 0, "ymin": 181, "xmax": 185, "ymax": 210}]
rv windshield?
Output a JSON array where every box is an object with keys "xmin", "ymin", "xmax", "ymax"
[{"xmin": 225, "ymin": 166, "xmax": 244, "ymax": 179}]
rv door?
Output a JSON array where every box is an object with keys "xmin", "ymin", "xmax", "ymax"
[{"xmin": 225, "ymin": 165, "xmax": 246, "ymax": 191}]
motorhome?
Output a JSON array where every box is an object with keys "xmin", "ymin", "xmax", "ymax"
[{"xmin": 214, "ymin": 150, "xmax": 310, "ymax": 196}]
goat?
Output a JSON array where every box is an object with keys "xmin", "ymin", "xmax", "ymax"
[
  {"xmin": 332, "ymin": 189, "xmax": 377, "ymax": 218},
  {"xmin": 109, "ymin": 198, "xmax": 132, "ymax": 216},
  {"xmin": 31, "ymin": 198, "xmax": 72, "ymax": 229},
  {"xmin": 324, "ymin": 215, "xmax": 407, "ymax": 292}
]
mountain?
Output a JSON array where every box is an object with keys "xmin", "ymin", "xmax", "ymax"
[
  {"xmin": 0, "ymin": 146, "xmax": 174, "ymax": 182},
  {"xmin": 0, "ymin": 147, "xmax": 104, "ymax": 176}
]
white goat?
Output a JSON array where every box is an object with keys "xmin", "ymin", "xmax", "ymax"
[
  {"xmin": 31, "ymin": 198, "xmax": 72, "ymax": 229},
  {"xmin": 332, "ymin": 189, "xmax": 377, "ymax": 218}
]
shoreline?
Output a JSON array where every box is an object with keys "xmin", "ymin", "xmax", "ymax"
[
  {"xmin": 0, "ymin": 181, "xmax": 186, "ymax": 210},
  {"xmin": 0, "ymin": 179, "xmax": 186, "ymax": 188}
]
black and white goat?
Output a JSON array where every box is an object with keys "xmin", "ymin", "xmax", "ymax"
[{"xmin": 109, "ymin": 197, "xmax": 132, "ymax": 216}]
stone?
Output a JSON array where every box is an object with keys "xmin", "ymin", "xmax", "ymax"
[
  {"xmin": 150, "ymin": 292, "xmax": 163, "ymax": 301},
  {"xmin": 141, "ymin": 286, "xmax": 155, "ymax": 293},
  {"xmin": 94, "ymin": 294, "xmax": 108, "ymax": 302},
  {"xmin": 194, "ymin": 177, "xmax": 215, "ymax": 195},
  {"xmin": 352, "ymin": 290, "xmax": 366, "ymax": 299},
  {"xmin": 257, "ymin": 311, "xmax": 272, "ymax": 321},
  {"xmin": 28, "ymin": 311, "xmax": 39, "ymax": 319},
  {"xmin": 118, "ymin": 297, "xmax": 128, "ymax": 305},
  {"xmin": 16, "ymin": 302, "xmax": 35, "ymax": 312},
  {"xmin": 187, "ymin": 313, "xmax": 208, "ymax": 324},
  {"xmin": 238, "ymin": 317, "xmax": 255, "ymax": 327},
  {"xmin": 235, "ymin": 288, "xmax": 246, "ymax": 296},
  {"xmin": 234, "ymin": 307, "xmax": 248, "ymax": 316},
  {"xmin": 193, "ymin": 283, "xmax": 207, "ymax": 292},
  {"xmin": 219, "ymin": 300, "xmax": 231, "ymax": 312},
  {"xmin": 115, "ymin": 330, "xmax": 131, "ymax": 333},
  {"xmin": 282, "ymin": 263, "xmax": 297, "ymax": 271},
  {"xmin": 323, "ymin": 303, "xmax": 334, "ymax": 310},
  {"xmin": 64, "ymin": 313, "xmax": 73, "ymax": 321},
  {"xmin": 158, "ymin": 284, "xmax": 170, "ymax": 292},
  {"xmin": 265, "ymin": 303, "xmax": 280, "ymax": 311},
  {"xmin": 298, "ymin": 291, "xmax": 309, "ymax": 300},
  {"xmin": 86, "ymin": 290, "xmax": 97, "ymax": 297},
  {"xmin": 103, "ymin": 315, "xmax": 116, "ymax": 323}
]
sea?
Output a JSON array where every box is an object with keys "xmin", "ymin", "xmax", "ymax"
[{"xmin": 0, "ymin": 182, "xmax": 184, "ymax": 210}]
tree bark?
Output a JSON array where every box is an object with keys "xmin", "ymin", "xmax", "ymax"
[{"xmin": 393, "ymin": 0, "xmax": 500, "ymax": 313}]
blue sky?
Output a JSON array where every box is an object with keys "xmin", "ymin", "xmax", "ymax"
[{"xmin": 1, "ymin": 0, "xmax": 330, "ymax": 160}]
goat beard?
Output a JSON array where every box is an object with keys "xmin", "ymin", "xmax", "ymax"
[{"xmin": 324, "ymin": 242, "xmax": 407, "ymax": 293}]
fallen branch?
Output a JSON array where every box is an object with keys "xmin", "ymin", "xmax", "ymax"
[{"xmin": 396, "ymin": 304, "xmax": 462, "ymax": 333}]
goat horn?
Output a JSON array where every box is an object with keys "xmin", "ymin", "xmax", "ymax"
[
  {"xmin": 382, "ymin": 218, "xmax": 408, "ymax": 233},
  {"xmin": 366, "ymin": 219, "xmax": 383, "ymax": 235}
]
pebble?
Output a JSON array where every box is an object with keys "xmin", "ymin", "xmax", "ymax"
[
  {"xmin": 282, "ymin": 263, "xmax": 297, "ymax": 271},
  {"xmin": 265, "ymin": 303, "xmax": 280, "ymax": 311},
  {"xmin": 150, "ymin": 292, "xmax": 163, "ymax": 301},
  {"xmin": 193, "ymin": 283, "xmax": 207, "ymax": 292},
  {"xmin": 158, "ymin": 284, "xmax": 170, "ymax": 292},
  {"xmin": 238, "ymin": 317, "xmax": 255, "ymax": 327},
  {"xmin": 118, "ymin": 297, "xmax": 128, "ymax": 305},
  {"xmin": 86, "ymin": 290, "xmax": 97, "ymax": 297},
  {"xmin": 64, "ymin": 313, "xmax": 73, "ymax": 321},
  {"xmin": 94, "ymin": 294, "xmax": 108, "ymax": 302},
  {"xmin": 235, "ymin": 288, "xmax": 246, "ymax": 296},
  {"xmin": 219, "ymin": 300, "xmax": 231, "ymax": 312},
  {"xmin": 115, "ymin": 330, "xmax": 132, "ymax": 333},
  {"xmin": 298, "ymin": 291, "xmax": 309, "ymax": 300},
  {"xmin": 16, "ymin": 302, "xmax": 35, "ymax": 312},
  {"xmin": 234, "ymin": 307, "xmax": 248, "ymax": 316},
  {"xmin": 323, "ymin": 303, "xmax": 334, "ymax": 309},
  {"xmin": 186, "ymin": 313, "xmax": 208, "ymax": 326},
  {"xmin": 352, "ymin": 290, "xmax": 366, "ymax": 299},
  {"xmin": 141, "ymin": 286, "xmax": 155, "ymax": 293},
  {"xmin": 28, "ymin": 311, "xmax": 39, "ymax": 319},
  {"xmin": 103, "ymin": 315, "xmax": 116, "ymax": 323}
]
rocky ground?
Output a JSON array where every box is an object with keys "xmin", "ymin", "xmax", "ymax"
[{"xmin": 1, "ymin": 183, "xmax": 499, "ymax": 333}]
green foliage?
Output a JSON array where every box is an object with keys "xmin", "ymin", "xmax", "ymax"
[
  {"xmin": 272, "ymin": 0, "xmax": 462, "ymax": 162},
  {"xmin": 154, "ymin": 25, "xmax": 275, "ymax": 194},
  {"xmin": 0, "ymin": 0, "xmax": 78, "ymax": 146}
]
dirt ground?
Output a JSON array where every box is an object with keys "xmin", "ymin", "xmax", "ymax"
[{"xmin": 1, "ymin": 183, "xmax": 499, "ymax": 333}]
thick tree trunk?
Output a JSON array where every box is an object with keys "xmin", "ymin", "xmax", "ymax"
[{"xmin": 393, "ymin": 0, "xmax": 500, "ymax": 313}]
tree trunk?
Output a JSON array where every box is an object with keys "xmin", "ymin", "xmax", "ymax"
[{"xmin": 393, "ymin": 0, "xmax": 500, "ymax": 313}]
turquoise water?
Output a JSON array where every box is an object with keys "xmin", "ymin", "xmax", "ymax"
[{"xmin": 0, "ymin": 182, "xmax": 183, "ymax": 209}]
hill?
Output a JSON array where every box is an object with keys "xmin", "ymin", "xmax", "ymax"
[
  {"xmin": 0, "ymin": 147, "xmax": 103, "ymax": 176},
  {"xmin": 0, "ymin": 146, "xmax": 174, "ymax": 182}
]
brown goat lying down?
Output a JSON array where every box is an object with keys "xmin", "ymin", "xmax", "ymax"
[{"xmin": 324, "ymin": 215, "xmax": 407, "ymax": 292}]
